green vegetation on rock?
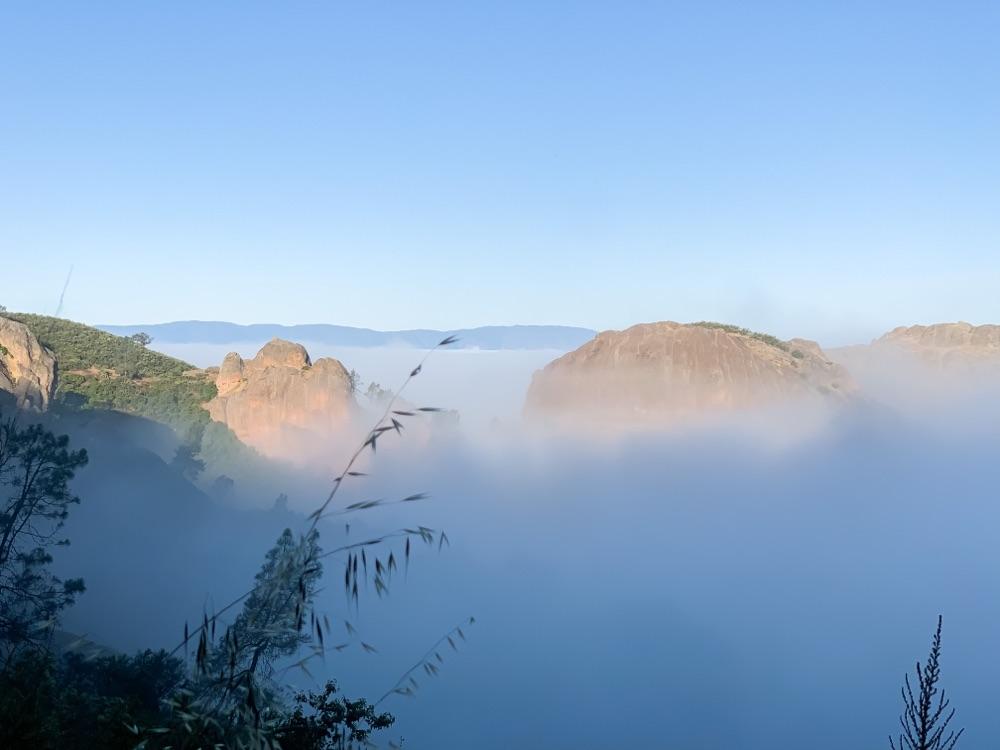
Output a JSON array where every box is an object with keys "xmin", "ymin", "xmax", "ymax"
[
  {"xmin": 8, "ymin": 314, "xmax": 216, "ymax": 443},
  {"xmin": 690, "ymin": 321, "xmax": 790, "ymax": 352}
]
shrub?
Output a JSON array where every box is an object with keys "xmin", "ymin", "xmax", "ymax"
[{"xmin": 691, "ymin": 321, "xmax": 790, "ymax": 351}]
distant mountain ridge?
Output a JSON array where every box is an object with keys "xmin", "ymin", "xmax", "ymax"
[{"xmin": 98, "ymin": 321, "xmax": 597, "ymax": 351}]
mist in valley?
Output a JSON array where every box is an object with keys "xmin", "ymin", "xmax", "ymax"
[
  {"xmin": 156, "ymin": 341, "xmax": 562, "ymax": 430},
  {"xmin": 38, "ymin": 349, "xmax": 1000, "ymax": 749},
  {"xmin": 4, "ymin": 4, "xmax": 997, "ymax": 745}
]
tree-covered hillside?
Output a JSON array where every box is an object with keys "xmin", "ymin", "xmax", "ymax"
[{"xmin": 7, "ymin": 313, "xmax": 216, "ymax": 443}]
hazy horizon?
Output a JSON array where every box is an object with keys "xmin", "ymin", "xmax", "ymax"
[
  {"xmin": 3, "ymin": 3, "xmax": 998, "ymax": 748},
  {"xmin": 7, "ymin": 307, "xmax": 998, "ymax": 352}
]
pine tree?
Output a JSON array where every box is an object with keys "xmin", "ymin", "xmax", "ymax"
[
  {"xmin": 0, "ymin": 417, "xmax": 88, "ymax": 661},
  {"xmin": 207, "ymin": 529, "xmax": 323, "ymax": 692}
]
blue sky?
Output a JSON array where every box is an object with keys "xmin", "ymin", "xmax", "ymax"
[{"xmin": 2, "ymin": 2, "xmax": 998, "ymax": 344}]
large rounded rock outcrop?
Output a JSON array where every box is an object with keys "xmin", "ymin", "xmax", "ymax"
[
  {"xmin": 0, "ymin": 315, "xmax": 57, "ymax": 411},
  {"xmin": 205, "ymin": 338, "xmax": 356, "ymax": 462},
  {"xmin": 524, "ymin": 322, "xmax": 855, "ymax": 427}
]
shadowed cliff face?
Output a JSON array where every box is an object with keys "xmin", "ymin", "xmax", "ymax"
[
  {"xmin": 0, "ymin": 315, "xmax": 57, "ymax": 411},
  {"xmin": 205, "ymin": 338, "xmax": 358, "ymax": 464},
  {"xmin": 524, "ymin": 322, "xmax": 856, "ymax": 430}
]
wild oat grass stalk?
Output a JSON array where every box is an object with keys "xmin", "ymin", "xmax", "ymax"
[
  {"xmin": 158, "ymin": 335, "xmax": 471, "ymax": 747},
  {"xmin": 374, "ymin": 617, "xmax": 476, "ymax": 705}
]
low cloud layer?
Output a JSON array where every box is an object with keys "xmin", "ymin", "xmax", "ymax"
[{"xmin": 47, "ymin": 349, "xmax": 1000, "ymax": 749}]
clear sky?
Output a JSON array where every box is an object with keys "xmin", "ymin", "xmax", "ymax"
[{"xmin": 2, "ymin": 2, "xmax": 998, "ymax": 345}]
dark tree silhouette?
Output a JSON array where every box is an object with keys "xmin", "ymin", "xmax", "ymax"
[
  {"xmin": 275, "ymin": 680, "xmax": 394, "ymax": 750},
  {"xmin": 890, "ymin": 615, "xmax": 964, "ymax": 750},
  {"xmin": 0, "ymin": 417, "xmax": 88, "ymax": 661}
]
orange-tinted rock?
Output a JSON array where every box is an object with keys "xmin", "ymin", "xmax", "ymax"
[
  {"xmin": 0, "ymin": 316, "xmax": 57, "ymax": 411},
  {"xmin": 875, "ymin": 322, "xmax": 1000, "ymax": 369},
  {"xmin": 524, "ymin": 322, "xmax": 855, "ymax": 426},
  {"xmin": 205, "ymin": 338, "xmax": 356, "ymax": 462}
]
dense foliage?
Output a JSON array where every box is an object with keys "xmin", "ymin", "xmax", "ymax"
[
  {"xmin": 275, "ymin": 682, "xmax": 395, "ymax": 749},
  {"xmin": 0, "ymin": 650, "xmax": 394, "ymax": 750},
  {"xmin": 8, "ymin": 313, "xmax": 216, "ymax": 444},
  {"xmin": 0, "ymin": 649, "xmax": 184, "ymax": 749},
  {"xmin": 7, "ymin": 314, "xmax": 188, "ymax": 375}
]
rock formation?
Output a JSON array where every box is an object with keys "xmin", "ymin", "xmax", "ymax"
[
  {"xmin": 0, "ymin": 315, "xmax": 57, "ymax": 411},
  {"xmin": 524, "ymin": 322, "xmax": 855, "ymax": 426},
  {"xmin": 873, "ymin": 322, "xmax": 1000, "ymax": 369},
  {"xmin": 825, "ymin": 322, "xmax": 1000, "ymax": 412},
  {"xmin": 205, "ymin": 339, "xmax": 357, "ymax": 462}
]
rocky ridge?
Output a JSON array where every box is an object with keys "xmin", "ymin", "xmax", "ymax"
[
  {"xmin": 873, "ymin": 322, "xmax": 1000, "ymax": 368},
  {"xmin": 205, "ymin": 338, "xmax": 357, "ymax": 462},
  {"xmin": 0, "ymin": 315, "xmax": 57, "ymax": 411},
  {"xmin": 524, "ymin": 321, "xmax": 855, "ymax": 425}
]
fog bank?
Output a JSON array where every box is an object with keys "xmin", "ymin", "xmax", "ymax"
[{"xmin": 46, "ymin": 348, "xmax": 1000, "ymax": 749}]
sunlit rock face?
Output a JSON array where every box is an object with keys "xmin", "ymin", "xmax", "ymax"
[
  {"xmin": 875, "ymin": 322, "xmax": 1000, "ymax": 369},
  {"xmin": 205, "ymin": 338, "xmax": 357, "ymax": 463},
  {"xmin": 0, "ymin": 315, "xmax": 57, "ymax": 411},
  {"xmin": 827, "ymin": 322, "xmax": 1000, "ymax": 416},
  {"xmin": 524, "ymin": 322, "xmax": 856, "ymax": 429}
]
